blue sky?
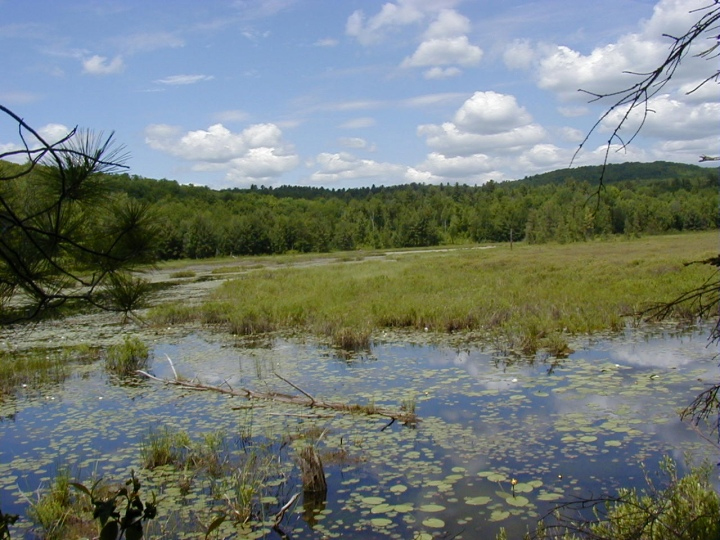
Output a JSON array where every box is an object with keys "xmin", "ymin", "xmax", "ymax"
[{"xmin": 1, "ymin": 0, "xmax": 717, "ymax": 189}]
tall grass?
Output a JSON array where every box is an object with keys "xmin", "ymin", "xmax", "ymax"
[
  {"xmin": 0, "ymin": 345, "xmax": 99, "ymax": 396},
  {"xmin": 105, "ymin": 336, "xmax": 150, "ymax": 377},
  {"xmin": 149, "ymin": 232, "xmax": 718, "ymax": 353}
]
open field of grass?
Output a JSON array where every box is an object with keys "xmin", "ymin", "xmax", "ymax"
[{"xmin": 149, "ymin": 232, "xmax": 718, "ymax": 355}]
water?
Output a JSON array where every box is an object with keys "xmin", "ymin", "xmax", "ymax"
[{"xmin": 1, "ymin": 326, "xmax": 717, "ymax": 539}]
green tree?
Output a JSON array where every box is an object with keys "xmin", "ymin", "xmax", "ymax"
[{"xmin": 0, "ymin": 105, "xmax": 157, "ymax": 321}]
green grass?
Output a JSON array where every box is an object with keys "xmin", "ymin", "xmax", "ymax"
[
  {"xmin": 104, "ymin": 336, "xmax": 150, "ymax": 377},
  {"xmin": 0, "ymin": 345, "xmax": 99, "ymax": 396},
  {"xmin": 149, "ymin": 232, "xmax": 718, "ymax": 354}
]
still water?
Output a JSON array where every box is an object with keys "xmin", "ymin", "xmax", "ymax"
[{"xmin": 1, "ymin": 325, "xmax": 718, "ymax": 538}]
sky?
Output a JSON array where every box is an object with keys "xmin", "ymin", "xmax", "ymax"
[{"xmin": 1, "ymin": 0, "xmax": 718, "ymax": 190}]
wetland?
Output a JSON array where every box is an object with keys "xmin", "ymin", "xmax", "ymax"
[{"xmin": 1, "ymin": 232, "xmax": 719, "ymax": 539}]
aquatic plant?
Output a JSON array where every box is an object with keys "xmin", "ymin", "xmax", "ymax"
[
  {"xmin": 71, "ymin": 470, "xmax": 157, "ymax": 540},
  {"xmin": 140, "ymin": 427, "xmax": 190, "ymax": 469},
  {"xmin": 0, "ymin": 349, "xmax": 68, "ymax": 396},
  {"xmin": 330, "ymin": 326, "xmax": 371, "ymax": 353},
  {"xmin": 514, "ymin": 459, "xmax": 720, "ymax": 540},
  {"xmin": 105, "ymin": 337, "xmax": 150, "ymax": 377},
  {"xmin": 0, "ymin": 506, "xmax": 18, "ymax": 540},
  {"xmin": 26, "ymin": 468, "xmax": 95, "ymax": 540}
]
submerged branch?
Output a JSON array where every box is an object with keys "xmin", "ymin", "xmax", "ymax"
[{"xmin": 137, "ymin": 358, "xmax": 418, "ymax": 425}]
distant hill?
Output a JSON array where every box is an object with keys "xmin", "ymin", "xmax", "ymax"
[{"xmin": 510, "ymin": 161, "xmax": 718, "ymax": 188}]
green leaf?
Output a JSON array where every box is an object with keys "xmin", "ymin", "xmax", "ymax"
[
  {"xmin": 70, "ymin": 482, "xmax": 91, "ymax": 497},
  {"xmin": 205, "ymin": 514, "xmax": 227, "ymax": 539},
  {"xmin": 100, "ymin": 521, "xmax": 119, "ymax": 540}
]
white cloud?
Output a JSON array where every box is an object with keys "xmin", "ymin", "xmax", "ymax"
[
  {"xmin": 82, "ymin": 55, "xmax": 124, "ymax": 75},
  {"xmin": 339, "ymin": 117, "xmax": 376, "ymax": 129},
  {"xmin": 314, "ymin": 37, "xmax": 338, "ymax": 47},
  {"xmin": 453, "ymin": 91, "xmax": 533, "ymax": 134},
  {"xmin": 557, "ymin": 105, "xmax": 589, "ymax": 117},
  {"xmin": 116, "ymin": 32, "xmax": 184, "ymax": 54},
  {"xmin": 0, "ymin": 123, "xmax": 73, "ymax": 163},
  {"xmin": 558, "ymin": 127, "xmax": 584, "ymax": 143},
  {"xmin": 536, "ymin": 0, "xmax": 713, "ymax": 101},
  {"xmin": 424, "ymin": 9, "xmax": 470, "ymax": 39},
  {"xmin": 338, "ymin": 137, "xmax": 374, "ymax": 150},
  {"xmin": 214, "ymin": 109, "xmax": 250, "ymax": 123},
  {"xmin": 413, "ymin": 91, "xmax": 560, "ymax": 182},
  {"xmin": 154, "ymin": 74, "xmax": 214, "ymax": 85},
  {"xmin": 38, "ymin": 123, "xmax": 73, "ymax": 143},
  {"xmin": 601, "ymin": 94, "xmax": 720, "ymax": 140},
  {"xmin": 402, "ymin": 36, "xmax": 482, "ymax": 68},
  {"xmin": 423, "ymin": 66, "xmax": 462, "ymax": 79},
  {"xmin": 346, "ymin": 0, "xmax": 459, "ymax": 45},
  {"xmin": 503, "ymin": 39, "xmax": 535, "ymax": 70},
  {"xmin": 309, "ymin": 151, "xmax": 405, "ymax": 183},
  {"xmin": 144, "ymin": 122, "xmax": 299, "ymax": 184}
]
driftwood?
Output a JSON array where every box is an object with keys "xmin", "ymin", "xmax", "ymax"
[{"xmin": 137, "ymin": 355, "xmax": 418, "ymax": 424}]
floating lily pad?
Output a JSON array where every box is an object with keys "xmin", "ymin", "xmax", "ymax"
[
  {"xmin": 422, "ymin": 517, "xmax": 445, "ymax": 528},
  {"xmin": 465, "ymin": 496, "xmax": 491, "ymax": 506},
  {"xmin": 506, "ymin": 495, "xmax": 530, "ymax": 507},
  {"xmin": 490, "ymin": 510, "xmax": 510, "ymax": 522},
  {"xmin": 418, "ymin": 504, "xmax": 445, "ymax": 513}
]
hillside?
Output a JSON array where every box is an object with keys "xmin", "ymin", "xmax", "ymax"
[{"xmin": 2, "ymin": 159, "xmax": 717, "ymax": 260}]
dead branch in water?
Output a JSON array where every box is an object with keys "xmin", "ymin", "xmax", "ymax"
[{"xmin": 137, "ymin": 355, "xmax": 418, "ymax": 424}]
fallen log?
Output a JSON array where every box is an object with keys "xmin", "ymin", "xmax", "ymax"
[{"xmin": 137, "ymin": 355, "xmax": 418, "ymax": 425}]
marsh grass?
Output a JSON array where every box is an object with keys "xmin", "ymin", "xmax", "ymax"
[
  {"xmin": 141, "ymin": 427, "xmax": 191, "ymax": 469},
  {"xmin": 149, "ymin": 232, "xmax": 718, "ymax": 355},
  {"xmin": 0, "ymin": 344, "xmax": 99, "ymax": 396},
  {"xmin": 105, "ymin": 336, "xmax": 150, "ymax": 377},
  {"xmin": 169, "ymin": 270, "xmax": 196, "ymax": 279},
  {"xmin": 26, "ymin": 468, "xmax": 95, "ymax": 540}
]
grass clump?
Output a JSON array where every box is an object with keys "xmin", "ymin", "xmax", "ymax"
[
  {"xmin": 169, "ymin": 270, "xmax": 196, "ymax": 278},
  {"xmin": 26, "ymin": 469, "xmax": 94, "ymax": 540},
  {"xmin": 141, "ymin": 427, "xmax": 190, "ymax": 469},
  {"xmin": 105, "ymin": 336, "xmax": 150, "ymax": 377}
]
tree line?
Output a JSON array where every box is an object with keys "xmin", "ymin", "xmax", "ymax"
[
  {"xmin": 114, "ymin": 162, "xmax": 718, "ymax": 259},
  {"xmin": 3, "ymin": 158, "xmax": 717, "ymax": 262}
]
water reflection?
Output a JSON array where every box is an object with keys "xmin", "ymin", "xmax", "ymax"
[{"xmin": 1, "ymin": 326, "xmax": 717, "ymax": 539}]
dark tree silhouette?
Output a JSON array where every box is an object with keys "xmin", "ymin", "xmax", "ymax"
[{"xmin": 0, "ymin": 105, "xmax": 158, "ymax": 321}]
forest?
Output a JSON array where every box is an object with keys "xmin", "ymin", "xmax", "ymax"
[{"xmin": 3, "ymin": 158, "xmax": 718, "ymax": 261}]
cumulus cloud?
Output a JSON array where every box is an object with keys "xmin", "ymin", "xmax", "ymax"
[
  {"xmin": 402, "ymin": 35, "xmax": 482, "ymax": 68},
  {"xmin": 536, "ymin": 0, "xmax": 713, "ymax": 101},
  {"xmin": 346, "ymin": 0, "xmax": 459, "ymax": 45},
  {"xmin": 452, "ymin": 91, "xmax": 532, "ymax": 133},
  {"xmin": 424, "ymin": 9, "xmax": 470, "ymax": 39},
  {"xmin": 154, "ymin": 74, "xmax": 214, "ymax": 85},
  {"xmin": 309, "ymin": 151, "xmax": 405, "ymax": 183},
  {"xmin": 144, "ymin": 122, "xmax": 299, "ymax": 185},
  {"xmin": 82, "ymin": 54, "xmax": 124, "ymax": 75},
  {"xmin": 601, "ymin": 94, "xmax": 720, "ymax": 141},
  {"xmin": 413, "ymin": 91, "xmax": 564, "ymax": 182}
]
